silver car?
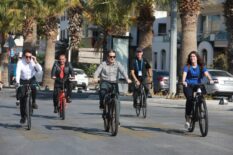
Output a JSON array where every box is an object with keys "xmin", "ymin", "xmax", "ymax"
[{"xmin": 203, "ymin": 69, "xmax": 233, "ymax": 98}]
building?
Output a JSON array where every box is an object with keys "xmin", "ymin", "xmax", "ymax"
[{"xmin": 152, "ymin": 0, "xmax": 226, "ymax": 71}]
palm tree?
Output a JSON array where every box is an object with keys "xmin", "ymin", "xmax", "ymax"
[
  {"xmin": 223, "ymin": 0, "xmax": 233, "ymax": 74},
  {"xmin": 41, "ymin": 0, "xmax": 68, "ymax": 89},
  {"xmin": 178, "ymin": 0, "xmax": 200, "ymax": 84},
  {"xmin": 0, "ymin": 0, "xmax": 22, "ymax": 86}
]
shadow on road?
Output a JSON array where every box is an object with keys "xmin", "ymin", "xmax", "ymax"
[
  {"xmin": 0, "ymin": 122, "xmax": 21, "ymax": 130},
  {"xmin": 32, "ymin": 114, "xmax": 58, "ymax": 120},
  {"xmin": 44, "ymin": 125, "xmax": 109, "ymax": 137},
  {"xmin": 80, "ymin": 112, "xmax": 102, "ymax": 116},
  {"xmin": 0, "ymin": 105, "xmax": 17, "ymax": 109},
  {"xmin": 122, "ymin": 125, "xmax": 200, "ymax": 137}
]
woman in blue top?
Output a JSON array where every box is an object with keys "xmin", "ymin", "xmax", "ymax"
[{"xmin": 182, "ymin": 51, "xmax": 213, "ymax": 129}]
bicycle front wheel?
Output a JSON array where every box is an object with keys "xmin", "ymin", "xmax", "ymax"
[
  {"xmin": 142, "ymin": 90, "xmax": 147, "ymax": 118},
  {"xmin": 110, "ymin": 98, "xmax": 119, "ymax": 136},
  {"xmin": 103, "ymin": 98, "xmax": 110, "ymax": 132},
  {"xmin": 198, "ymin": 98, "xmax": 208, "ymax": 137},
  {"xmin": 26, "ymin": 94, "xmax": 32, "ymax": 130},
  {"xmin": 135, "ymin": 94, "xmax": 140, "ymax": 117},
  {"xmin": 61, "ymin": 98, "xmax": 66, "ymax": 120}
]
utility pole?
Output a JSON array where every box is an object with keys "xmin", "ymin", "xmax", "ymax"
[{"xmin": 169, "ymin": 0, "xmax": 177, "ymax": 98}]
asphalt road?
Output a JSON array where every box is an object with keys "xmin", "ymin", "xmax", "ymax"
[{"xmin": 0, "ymin": 89, "xmax": 233, "ymax": 155}]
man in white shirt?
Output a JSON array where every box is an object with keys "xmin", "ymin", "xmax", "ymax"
[{"xmin": 16, "ymin": 49, "xmax": 42, "ymax": 124}]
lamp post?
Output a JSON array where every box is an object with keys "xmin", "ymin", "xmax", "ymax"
[{"xmin": 169, "ymin": 0, "xmax": 177, "ymax": 98}]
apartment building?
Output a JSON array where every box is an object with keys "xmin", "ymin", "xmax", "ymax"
[{"xmin": 152, "ymin": 0, "xmax": 226, "ymax": 71}]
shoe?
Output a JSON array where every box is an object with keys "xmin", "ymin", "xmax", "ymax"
[
  {"xmin": 54, "ymin": 107, "xmax": 58, "ymax": 113},
  {"xmin": 32, "ymin": 102, "xmax": 38, "ymax": 109},
  {"xmin": 20, "ymin": 118, "xmax": 26, "ymax": 124},
  {"xmin": 185, "ymin": 122, "xmax": 190, "ymax": 129},
  {"xmin": 118, "ymin": 122, "xmax": 121, "ymax": 127},
  {"xmin": 67, "ymin": 97, "xmax": 72, "ymax": 103},
  {"xmin": 16, "ymin": 100, "xmax": 20, "ymax": 106}
]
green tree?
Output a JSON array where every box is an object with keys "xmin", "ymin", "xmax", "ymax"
[
  {"xmin": 0, "ymin": 0, "xmax": 22, "ymax": 85},
  {"xmin": 41, "ymin": 0, "xmax": 68, "ymax": 89},
  {"xmin": 178, "ymin": 0, "xmax": 200, "ymax": 85}
]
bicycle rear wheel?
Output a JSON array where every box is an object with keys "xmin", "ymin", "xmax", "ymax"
[
  {"xmin": 198, "ymin": 98, "xmax": 208, "ymax": 137},
  {"xmin": 110, "ymin": 98, "xmax": 119, "ymax": 136},
  {"xmin": 142, "ymin": 90, "xmax": 147, "ymax": 118},
  {"xmin": 26, "ymin": 94, "xmax": 32, "ymax": 130},
  {"xmin": 103, "ymin": 98, "xmax": 110, "ymax": 132}
]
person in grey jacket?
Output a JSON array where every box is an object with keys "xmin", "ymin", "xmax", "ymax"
[{"xmin": 93, "ymin": 49, "xmax": 131, "ymax": 109}]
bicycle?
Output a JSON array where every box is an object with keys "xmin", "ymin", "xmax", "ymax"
[
  {"xmin": 100, "ymin": 80, "xmax": 127, "ymax": 136},
  {"xmin": 57, "ymin": 78, "xmax": 69, "ymax": 120},
  {"xmin": 18, "ymin": 83, "xmax": 39, "ymax": 130},
  {"xmin": 187, "ymin": 84, "xmax": 208, "ymax": 137},
  {"xmin": 133, "ymin": 82, "xmax": 147, "ymax": 118}
]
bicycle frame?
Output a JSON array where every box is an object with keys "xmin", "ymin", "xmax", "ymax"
[
  {"xmin": 57, "ymin": 78, "xmax": 68, "ymax": 120},
  {"xmin": 134, "ymin": 82, "xmax": 147, "ymax": 118}
]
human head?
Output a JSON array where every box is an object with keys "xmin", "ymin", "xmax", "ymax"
[
  {"xmin": 186, "ymin": 51, "xmax": 204, "ymax": 67},
  {"xmin": 59, "ymin": 54, "xmax": 67, "ymax": 65},
  {"xmin": 136, "ymin": 47, "xmax": 143, "ymax": 60},
  {"xmin": 107, "ymin": 49, "xmax": 116, "ymax": 64},
  {"xmin": 23, "ymin": 49, "xmax": 32, "ymax": 64}
]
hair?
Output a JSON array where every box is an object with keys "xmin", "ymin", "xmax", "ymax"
[
  {"xmin": 23, "ymin": 49, "xmax": 32, "ymax": 55},
  {"xmin": 186, "ymin": 51, "xmax": 204, "ymax": 68},
  {"xmin": 108, "ymin": 49, "xmax": 116, "ymax": 56}
]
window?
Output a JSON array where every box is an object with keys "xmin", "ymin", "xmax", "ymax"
[
  {"xmin": 202, "ymin": 49, "xmax": 207, "ymax": 65},
  {"xmin": 201, "ymin": 15, "xmax": 221, "ymax": 33},
  {"xmin": 154, "ymin": 52, "xmax": 158, "ymax": 69},
  {"xmin": 161, "ymin": 50, "xmax": 166, "ymax": 70},
  {"xmin": 158, "ymin": 23, "xmax": 167, "ymax": 36}
]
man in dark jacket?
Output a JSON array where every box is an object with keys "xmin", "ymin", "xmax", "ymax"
[{"xmin": 51, "ymin": 54, "xmax": 74, "ymax": 113}]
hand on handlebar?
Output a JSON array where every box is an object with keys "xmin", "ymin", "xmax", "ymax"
[
  {"xmin": 209, "ymin": 80, "xmax": 214, "ymax": 85},
  {"xmin": 182, "ymin": 81, "xmax": 188, "ymax": 87},
  {"xmin": 127, "ymin": 79, "xmax": 132, "ymax": 84},
  {"xmin": 93, "ymin": 78, "xmax": 99, "ymax": 83}
]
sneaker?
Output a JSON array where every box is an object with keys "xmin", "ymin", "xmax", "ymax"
[
  {"xmin": 20, "ymin": 118, "xmax": 26, "ymax": 124},
  {"xmin": 16, "ymin": 100, "xmax": 20, "ymax": 106},
  {"xmin": 185, "ymin": 122, "xmax": 190, "ymax": 129},
  {"xmin": 32, "ymin": 102, "xmax": 38, "ymax": 109},
  {"xmin": 67, "ymin": 97, "xmax": 72, "ymax": 103},
  {"xmin": 118, "ymin": 122, "xmax": 121, "ymax": 127},
  {"xmin": 54, "ymin": 107, "xmax": 58, "ymax": 113}
]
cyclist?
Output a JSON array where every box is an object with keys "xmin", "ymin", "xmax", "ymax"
[
  {"xmin": 182, "ymin": 51, "xmax": 213, "ymax": 129},
  {"xmin": 130, "ymin": 48, "xmax": 152, "ymax": 108},
  {"xmin": 51, "ymin": 54, "xmax": 74, "ymax": 113},
  {"xmin": 16, "ymin": 49, "xmax": 42, "ymax": 124},
  {"xmin": 93, "ymin": 49, "xmax": 131, "ymax": 110}
]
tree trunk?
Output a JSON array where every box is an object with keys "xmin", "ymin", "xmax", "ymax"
[
  {"xmin": 0, "ymin": 33, "xmax": 9, "ymax": 86},
  {"xmin": 43, "ymin": 37, "xmax": 56, "ymax": 89},
  {"xmin": 178, "ymin": 14, "xmax": 198, "ymax": 94},
  {"xmin": 23, "ymin": 19, "xmax": 37, "ymax": 53},
  {"xmin": 138, "ymin": 27, "xmax": 153, "ymax": 66}
]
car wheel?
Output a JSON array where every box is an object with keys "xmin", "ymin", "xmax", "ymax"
[{"xmin": 228, "ymin": 96, "xmax": 233, "ymax": 102}]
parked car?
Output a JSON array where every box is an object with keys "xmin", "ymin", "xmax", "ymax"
[
  {"xmin": 153, "ymin": 70, "xmax": 169, "ymax": 95},
  {"xmin": 70, "ymin": 68, "xmax": 89, "ymax": 90},
  {"xmin": 203, "ymin": 69, "xmax": 233, "ymax": 99}
]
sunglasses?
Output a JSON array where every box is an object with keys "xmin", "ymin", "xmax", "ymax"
[
  {"xmin": 109, "ymin": 56, "xmax": 116, "ymax": 59},
  {"xmin": 25, "ymin": 56, "xmax": 31, "ymax": 59}
]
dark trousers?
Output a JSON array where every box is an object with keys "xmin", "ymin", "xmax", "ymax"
[
  {"xmin": 53, "ymin": 81, "xmax": 72, "ymax": 107},
  {"xmin": 183, "ymin": 85, "xmax": 194, "ymax": 116},
  {"xmin": 99, "ymin": 81, "xmax": 118, "ymax": 103},
  {"xmin": 18, "ymin": 77, "xmax": 37, "ymax": 119},
  {"xmin": 133, "ymin": 78, "xmax": 149, "ymax": 97}
]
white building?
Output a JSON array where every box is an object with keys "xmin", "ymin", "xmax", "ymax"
[{"xmin": 152, "ymin": 0, "xmax": 226, "ymax": 71}]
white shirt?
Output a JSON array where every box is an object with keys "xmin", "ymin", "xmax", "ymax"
[{"xmin": 16, "ymin": 58, "xmax": 42, "ymax": 84}]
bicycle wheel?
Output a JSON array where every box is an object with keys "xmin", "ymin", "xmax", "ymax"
[
  {"xmin": 142, "ymin": 90, "xmax": 147, "ymax": 118},
  {"xmin": 198, "ymin": 98, "xmax": 208, "ymax": 137},
  {"xmin": 61, "ymin": 97, "xmax": 66, "ymax": 120},
  {"xmin": 135, "ymin": 93, "xmax": 141, "ymax": 117},
  {"xmin": 110, "ymin": 98, "xmax": 119, "ymax": 136},
  {"xmin": 103, "ymin": 97, "xmax": 110, "ymax": 132},
  {"xmin": 26, "ymin": 94, "xmax": 32, "ymax": 130}
]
